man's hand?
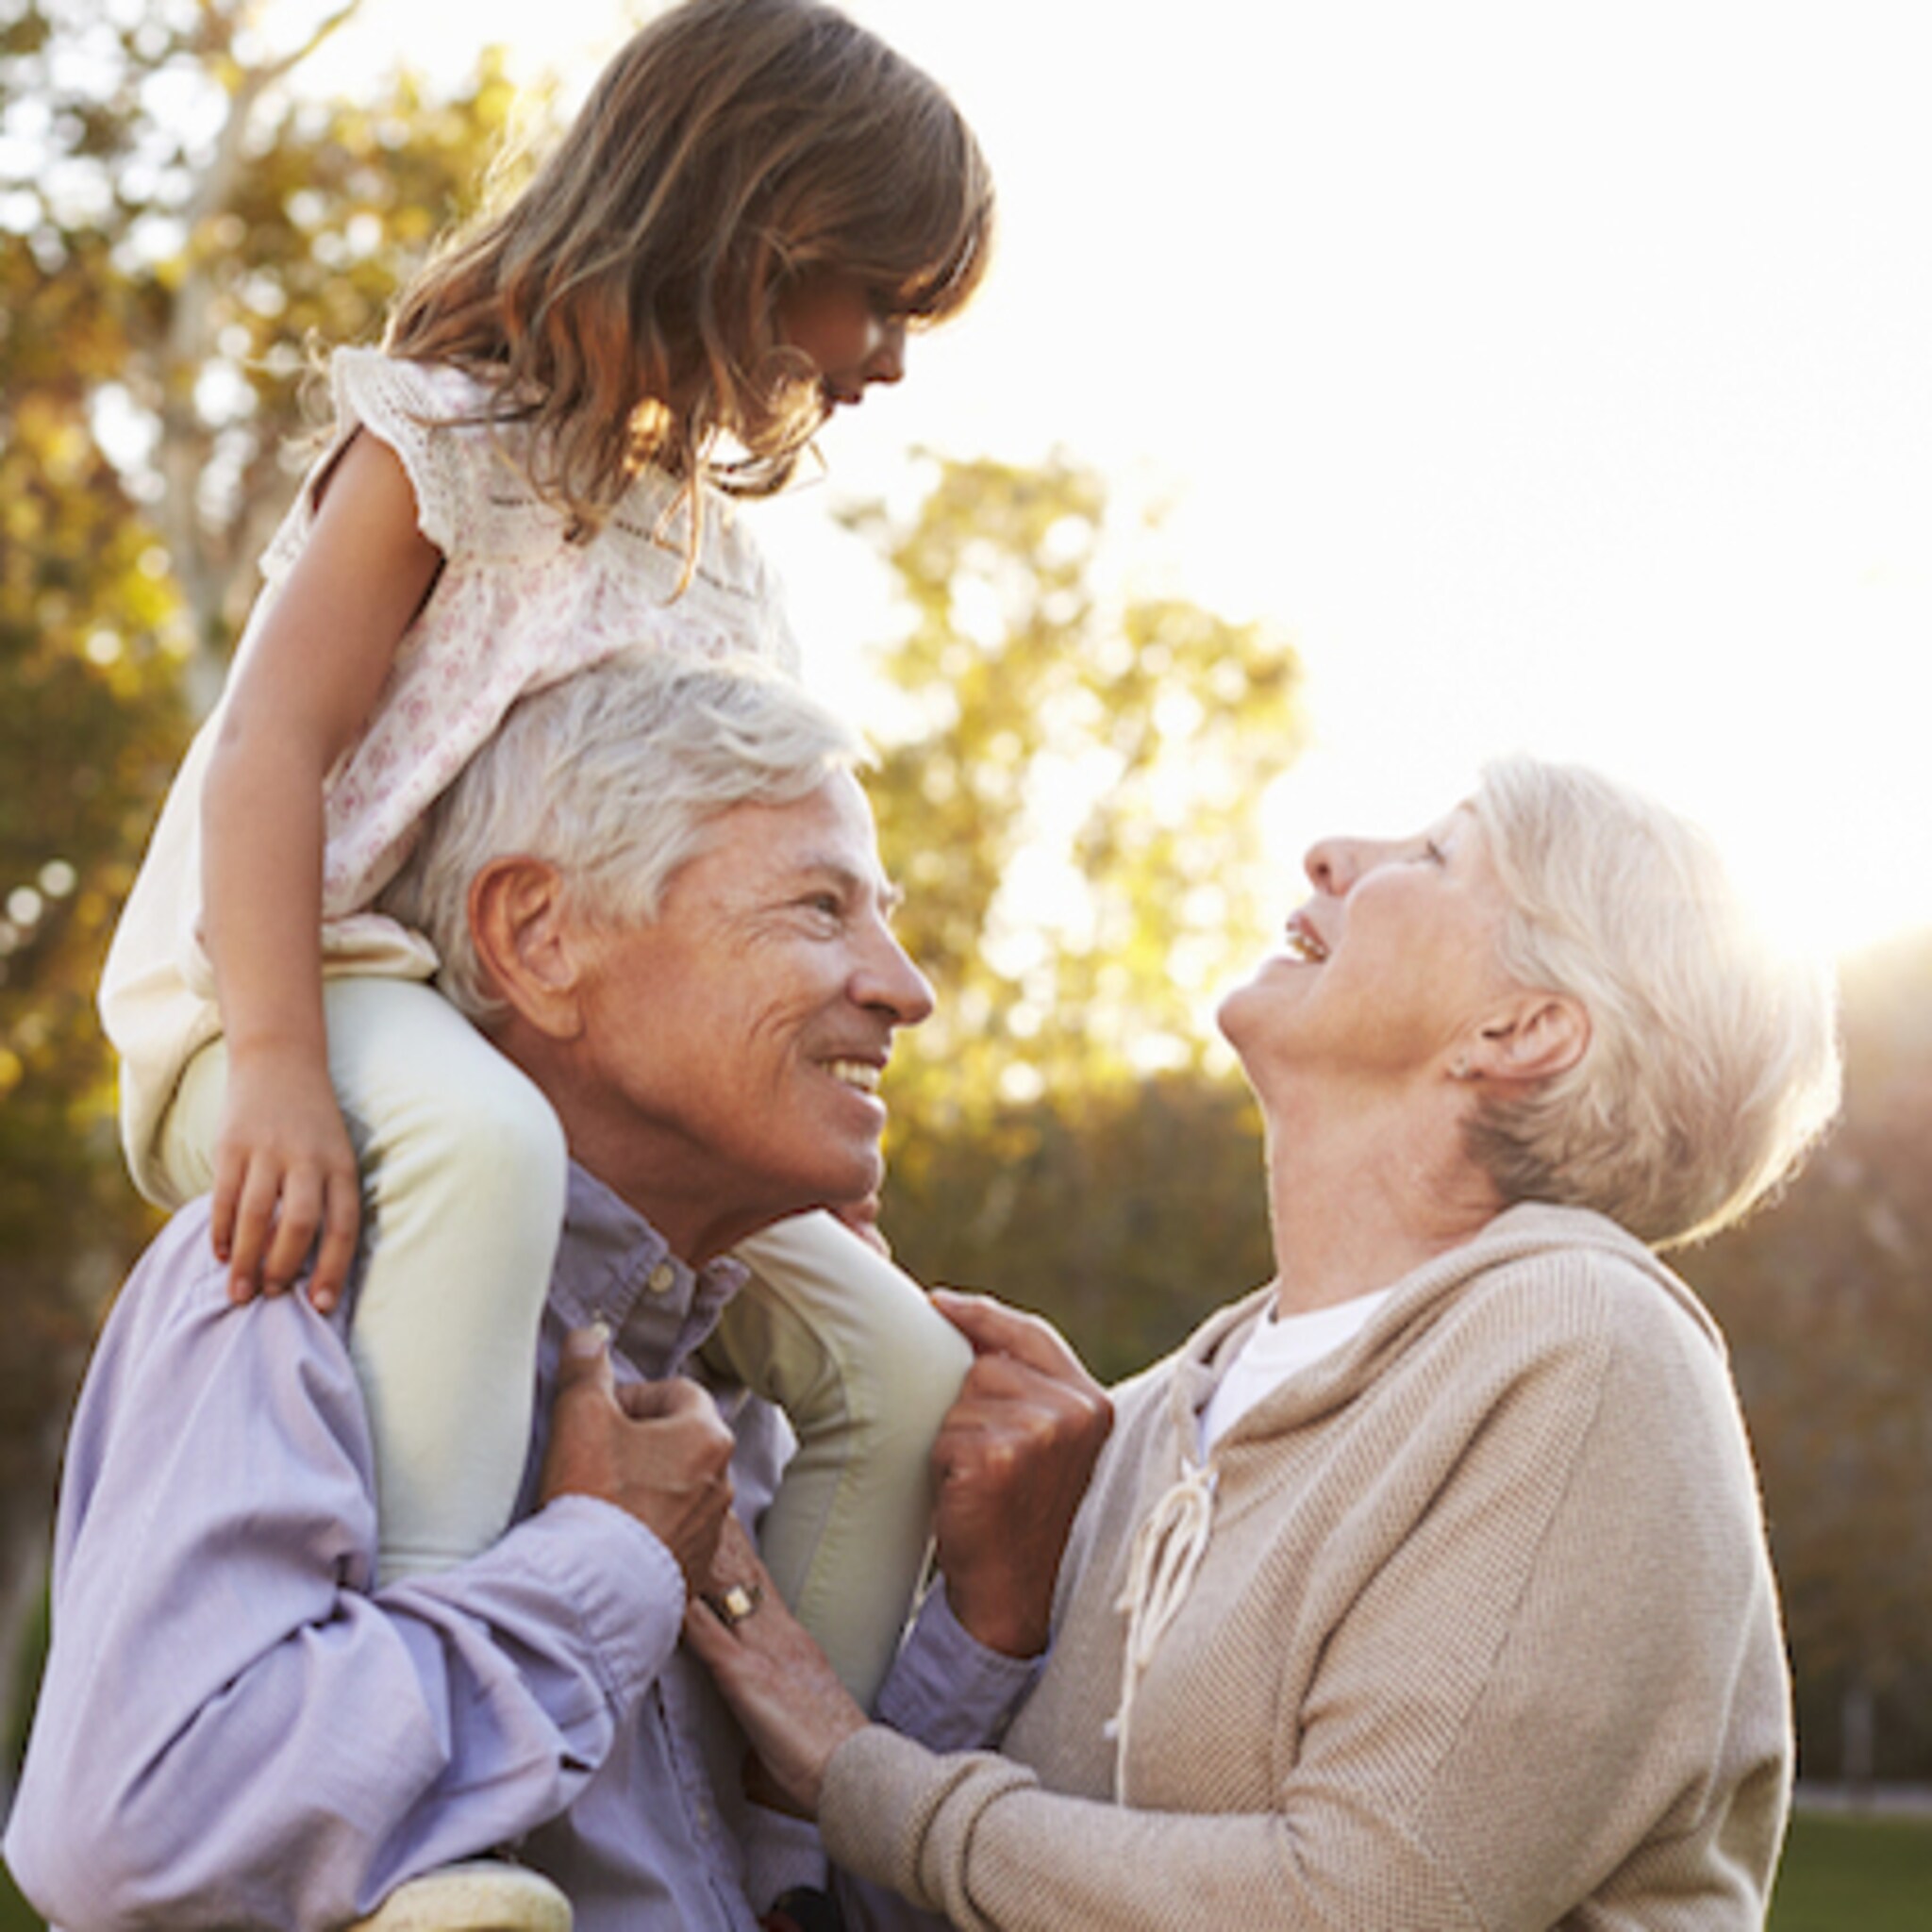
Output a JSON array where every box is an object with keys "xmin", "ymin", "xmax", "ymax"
[
  {"xmin": 927, "ymin": 1290, "xmax": 1113, "ymax": 1658},
  {"xmin": 541, "ymin": 1326, "xmax": 736, "ymax": 1594}
]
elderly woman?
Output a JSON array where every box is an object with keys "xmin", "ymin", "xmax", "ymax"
[{"xmin": 689, "ymin": 757, "xmax": 1840, "ymax": 1931}]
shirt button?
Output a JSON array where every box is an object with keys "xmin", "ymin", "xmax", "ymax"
[{"xmin": 646, "ymin": 1261, "xmax": 675, "ymax": 1295}]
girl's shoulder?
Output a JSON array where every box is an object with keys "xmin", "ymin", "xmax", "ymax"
[
  {"xmin": 321, "ymin": 349, "xmax": 523, "ymax": 558},
  {"xmin": 328, "ymin": 344, "xmax": 484, "ymax": 416},
  {"xmin": 254, "ymin": 347, "xmax": 522, "ymax": 587},
  {"xmin": 265, "ymin": 350, "xmax": 796, "ymax": 664}
]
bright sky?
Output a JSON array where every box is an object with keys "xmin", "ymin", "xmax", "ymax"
[{"xmin": 307, "ymin": 0, "xmax": 1932, "ymax": 962}]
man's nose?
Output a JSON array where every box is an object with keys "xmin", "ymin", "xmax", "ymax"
[{"xmin": 859, "ymin": 925, "xmax": 934, "ymax": 1025}]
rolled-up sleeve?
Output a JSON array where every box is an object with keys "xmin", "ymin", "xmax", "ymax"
[{"xmin": 4, "ymin": 1215, "xmax": 684, "ymax": 1932}]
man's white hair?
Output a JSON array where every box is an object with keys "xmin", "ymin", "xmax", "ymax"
[
  {"xmin": 1466, "ymin": 757, "xmax": 1840, "ymax": 1248},
  {"xmin": 380, "ymin": 650, "xmax": 863, "ymax": 1024}
]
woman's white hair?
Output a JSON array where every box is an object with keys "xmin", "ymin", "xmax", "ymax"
[
  {"xmin": 1466, "ymin": 757, "xmax": 1841, "ymax": 1248},
  {"xmin": 380, "ymin": 649, "xmax": 863, "ymax": 1024}
]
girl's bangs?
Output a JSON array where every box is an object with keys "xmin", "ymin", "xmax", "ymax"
[{"xmin": 863, "ymin": 169, "xmax": 994, "ymax": 324}]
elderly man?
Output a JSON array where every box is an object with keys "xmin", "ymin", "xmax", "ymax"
[{"xmin": 5, "ymin": 652, "xmax": 1110, "ymax": 1932}]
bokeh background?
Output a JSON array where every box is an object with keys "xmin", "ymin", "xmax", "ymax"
[{"xmin": 4, "ymin": 2, "xmax": 1929, "ymax": 1922}]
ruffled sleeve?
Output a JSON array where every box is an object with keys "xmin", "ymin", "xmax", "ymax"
[{"xmin": 262, "ymin": 350, "xmax": 574, "ymax": 578}]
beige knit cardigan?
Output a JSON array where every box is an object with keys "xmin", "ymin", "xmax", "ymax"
[{"xmin": 823, "ymin": 1203, "xmax": 1791, "ymax": 1930}]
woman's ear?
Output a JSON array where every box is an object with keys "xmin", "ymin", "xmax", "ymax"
[
  {"xmin": 468, "ymin": 856, "xmax": 585, "ymax": 1041},
  {"xmin": 1466, "ymin": 991, "xmax": 1591, "ymax": 1087}
]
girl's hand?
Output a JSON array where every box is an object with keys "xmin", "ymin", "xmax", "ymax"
[
  {"xmin": 211, "ymin": 1049, "xmax": 361, "ymax": 1312},
  {"xmin": 681, "ymin": 1517, "xmax": 868, "ymax": 1818},
  {"xmin": 198, "ymin": 429, "xmax": 436, "ymax": 1319}
]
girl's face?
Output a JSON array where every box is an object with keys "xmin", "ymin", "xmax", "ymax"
[{"xmin": 775, "ymin": 269, "xmax": 908, "ymax": 408}]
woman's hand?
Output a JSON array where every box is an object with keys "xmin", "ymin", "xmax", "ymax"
[
  {"xmin": 212, "ymin": 1048, "xmax": 361, "ymax": 1311},
  {"xmin": 681, "ymin": 1518, "xmax": 868, "ymax": 1818},
  {"xmin": 927, "ymin": 1290, "xmax": 1113, "ymax": 1658}
]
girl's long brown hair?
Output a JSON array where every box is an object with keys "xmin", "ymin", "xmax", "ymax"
[{"xmin": 385, "ymin": 0, "xmax": 993, "ymax": 541}]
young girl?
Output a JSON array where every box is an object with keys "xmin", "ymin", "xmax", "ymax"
[{"xmin": 100, "ymin": 0, "xmax": 991, "ymax": 1711}]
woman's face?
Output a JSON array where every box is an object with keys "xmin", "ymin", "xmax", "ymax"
[
  {"xmin": 774, "ymin": 268, "xmax": 908, "ymax": 408},
  {"xmin": 1218, "ymin": 804, "xmax": 1521, "ymax": 1094}
]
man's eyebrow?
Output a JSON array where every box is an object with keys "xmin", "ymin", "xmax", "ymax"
[{"xmin": 790, "ymin": 857, "xmax": 903, "ymax": 911}]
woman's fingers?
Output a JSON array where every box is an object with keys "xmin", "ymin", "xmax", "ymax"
[
  {"xmin": 681, "ymin": 1519, "xmax": 868, "ymax": 1816},
  {"xmin": 931, "ymin": 1287, "xmax": 1091, "ymax": 1381}
]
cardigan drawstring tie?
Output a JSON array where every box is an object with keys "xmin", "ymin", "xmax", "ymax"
[{"xmin": 1107, "ymin": 1456, "xmax": 1217, "ymax": 1800}]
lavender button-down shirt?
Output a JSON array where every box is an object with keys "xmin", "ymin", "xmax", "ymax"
[{"xmin": 6, "ymin": 1166, "xmax": 1030, "ymax": 1932}]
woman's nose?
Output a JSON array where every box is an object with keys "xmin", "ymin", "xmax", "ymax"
[
  {"xmin": 1305, "ymin": 835, "xmax": 1401, "ymax": 895},
  {"xmin": 1305, "ymin": 838, "xmax": 1351, "ymax": 896}
]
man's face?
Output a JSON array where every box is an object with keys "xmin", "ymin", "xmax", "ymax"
[{"xmin": 563, "ymin": 770, "xmax": 934, "ymax": 1261}]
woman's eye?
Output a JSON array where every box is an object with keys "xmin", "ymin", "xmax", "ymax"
[{"xmin": 1423, "ymin": 840, "xmax": 1448, "ymax": 866}]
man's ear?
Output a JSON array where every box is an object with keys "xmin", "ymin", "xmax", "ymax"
[
  {"xmin": 1464, "ymin": 991, "xmax": 1591, "ymax": 1087},
  {"xmin": 468, "ymin": 856, "xmax": 585, "ymax": 1041}
]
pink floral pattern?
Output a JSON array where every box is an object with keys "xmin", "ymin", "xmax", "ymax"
[{"xmin": 245, "ymin": 349, "xmax": 800, "ymax": 920}]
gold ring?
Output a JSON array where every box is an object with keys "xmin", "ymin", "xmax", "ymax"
[{"xmin": 706, "ymin": 1582, "xmax": 762, "ymax": 1627}]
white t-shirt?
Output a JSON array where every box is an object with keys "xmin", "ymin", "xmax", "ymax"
[{"xmin": 1198, "ymin": 1288, "xmax": 1394, "ymax": 1456}]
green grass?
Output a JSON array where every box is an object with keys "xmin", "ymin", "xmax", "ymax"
[{"xmin": 1771, "ymin": 1811, "xmax": 1932, "ymax": 1931}]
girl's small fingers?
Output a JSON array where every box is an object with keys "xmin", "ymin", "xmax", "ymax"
[
  {"xmin": 209, "ymin": 1157, "xmax": 244, "ymax": 1270},
  {"xmin": 308, "ymin": 1174, "xmax": 362, "ymax": 1314},
  {"xmin": 225, "ymin": 1165, "xmax": 281, "ymax": 1300},
  {"xmin": 263, "ymin": 1169, "xmax": 325, "ymax": 1295}
]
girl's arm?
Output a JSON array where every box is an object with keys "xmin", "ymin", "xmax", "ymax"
[{"xmin": 201, "ymin": 429, "xmax": 442, "ymax": 1308}]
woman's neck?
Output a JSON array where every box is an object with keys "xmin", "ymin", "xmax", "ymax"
[{"xmin": 1258, "ymin": 1080, "xmax": 1502, "ymax": 1319}]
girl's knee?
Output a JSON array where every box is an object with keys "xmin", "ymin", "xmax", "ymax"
[
  {"xmin": 367, "ymin": 1050, "xmax": 567, "ymax": 1225},
  {"xmin": 451, "ymin": 1061, "xmax": 567, "ymax": 1187}
]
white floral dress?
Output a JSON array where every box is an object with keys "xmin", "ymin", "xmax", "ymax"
[{"xmin": 101, "ymin": 347, "xmax": 799, "ymax": 1202}]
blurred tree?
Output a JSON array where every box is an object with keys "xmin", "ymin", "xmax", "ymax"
[
  {"xmin": 857, "ymin": 453, "xmax": 1304, "ymax": 1128},
  {"xmin": 887, "ymin": 1072, "xmax": 1275, "ymax": 1386},
  {"xmin": 853, "ymin": 450, "xmax": 1304, "ymax": 1372},
  {"xmin": 1692, "ymin": 927, "xmax": 1932, "ymax": 1786},
  {"xmin": 0, "ymin": 0, "xmax": 517, "ymax": 1778}
]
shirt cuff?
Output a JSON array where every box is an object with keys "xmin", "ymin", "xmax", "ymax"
[
  {"xmin": 874, "ymin": 1586, "xmax": 1043, "ymax": 1753},
  {"xmin": 508, "ymin": 1493, "xmax": 687, "ymax": 1707}
]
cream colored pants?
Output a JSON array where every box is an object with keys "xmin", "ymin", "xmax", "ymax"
[{"xmin": 158, "ymin": 976, "xmax": 969, "ymax": 1707}]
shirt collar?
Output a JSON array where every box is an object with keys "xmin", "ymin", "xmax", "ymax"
[{"xmin": 551, "ymin": 1163, "xmax": 749, "ymax": 1380}]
